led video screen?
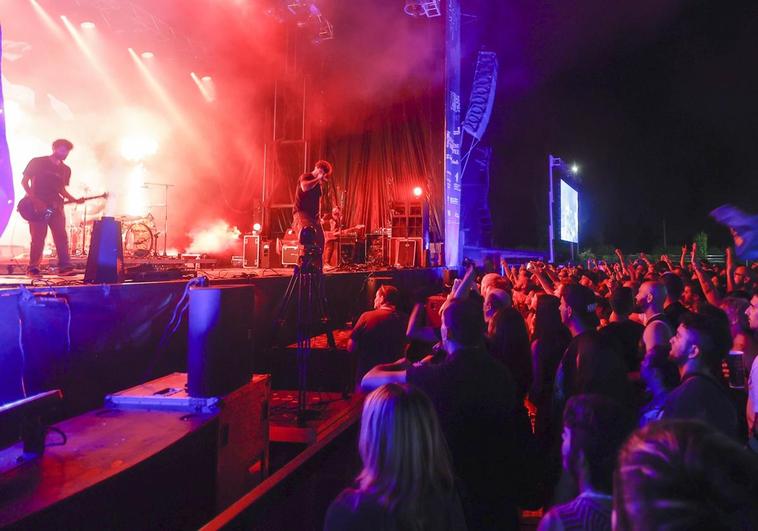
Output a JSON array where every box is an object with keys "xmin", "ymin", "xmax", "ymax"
[{"xmin": 560, "ymin": 179, "xmax": 578, "ymax": 243}]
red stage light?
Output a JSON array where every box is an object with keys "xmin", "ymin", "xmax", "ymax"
[{"xmin": 412, "ymin": 186, "xmax": 423, "ymax": 198}]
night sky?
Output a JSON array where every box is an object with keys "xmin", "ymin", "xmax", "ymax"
[{"xmin": 473, "ymin": 0, "xmax": 758, "ymax": 252}]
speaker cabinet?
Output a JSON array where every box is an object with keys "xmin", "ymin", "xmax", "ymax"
[
  {"xmin": 243, "ymin": 235, "xmax": 260, "ymax": 268},
  {"xmin": 188, "ymin": 285, "xmax": 255, "ymax": 398},
  {"xmin": 390, "ymin": 237, "xmax": 423, "ymax": 268},
  {"xmin": 84, "ymin": 217, "xmax": 124, "ymax": 283},
  {"xmin": 280, "ymin": 242, "xmax": 300, "ymax": 266}
]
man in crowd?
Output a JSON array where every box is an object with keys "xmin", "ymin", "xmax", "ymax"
[
  {"xmin": 661, "ymin": 312, "xmax": 739, "ymax": 439},
  {"xmin": 348, "ymin": 285, "xmax": 407, "ymax": 383},
  {"xmin": 661, "ymin": 272, "xmax": 690, "ymax": 327},
  {"xmin": 362, "ymin": 297, "xmax": 525, "ymax": 530},
  {"xmin": 635, "ymin": 281, "xmax": 673, "ymax": 357},
  {"xmin": 600, "ymin": 286, "xmax": 644, "ymax": 372},
  {"xmin": 746, "ymin": 290, "xmax": 758, "ymax": 451},
  {"xmin": 538, "ymin": 394, "xmax": 633, "ymax": 531},
  {"xmin": 555, "ymin": 284, "xmax": 632, "ymax": 410}
]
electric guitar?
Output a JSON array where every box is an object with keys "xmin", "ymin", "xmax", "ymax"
[
  {"xmin": 325, "ymin": 224, "xmax": 365, "ymax": 241},
  {"xmin": 17, "ymin": 193, "xmax": 108, "ymax": 222}
]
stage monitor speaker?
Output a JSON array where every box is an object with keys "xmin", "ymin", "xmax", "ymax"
[
  {"xmin": 188, "ymin": 285, "xmax": 255, "ymax": 398},
  {"xmin": 243, "ymin": 235, "xmax": 260, "ymax": 268},
  {"xmin": 84, "ymin": 217, "xmax": 124, "ymax": 283}
]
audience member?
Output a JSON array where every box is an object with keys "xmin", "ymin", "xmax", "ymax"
[
  {"xmin": 554, "ymin": 284, "xmax": 632, "ymax": 412},
  {"xmin": 538, "ymin": 395, "xmax": 633, "ymax": 531},
  {"xmin": 638, "ymin": 346, "xmax": 680, "ymax": 426},
  {"xmin": 362, "ymin": 298, "xmax": 525, "ymax": 530},
  {"xmin": 529, "ymin": 294, "xmax": 572, "ymax": 445},
  {"xmin": 722, "ymin": 297, "xmax": 758, "ymax": 375},
  {"xmin": 634, "ymin": 281, "xmax": 673, "ymax": 358},
  {"xmin": 614, "ymin": 420, "xmax": 758, "ymax": 530},
  {"xmin": 661, "ymin": 272, "xmax": 690, "ymax": 326},
  {"xmin": 324, "ymin": 383, "xmax": 467, "ymax": 531},
  {"xmin": 480, "ymin": 272, "xmax": 510, "ymax": 300},
  {"xmin": 600, "ymin": 287, "xmax": 644, "ymax": 372},
  {"xmin": 483, "ymin": 288, "xmax": 512, "ymax": 325},
  {"xmin": 661, "ymin": 312, "xmax": 739, "ymax": 438},
  {"xmin": 487, "ymin": 306, "xmax": 533, "ymax": 400},
  {"xmin": 348, "ymin": 285, "xmax": 407, "ymax": 383},
  {"xmin": 746, "ymin": 291, "xmax": 758, "ymax": 452}
]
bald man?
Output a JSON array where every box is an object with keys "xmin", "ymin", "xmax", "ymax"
[{"xmin": 635, "ymin": 281, "xmax": 673, "ymax": 356}]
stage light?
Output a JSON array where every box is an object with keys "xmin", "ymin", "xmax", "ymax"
[
  {"xmin": 190, "ymin": 72, "xmax": 216, "ymax": 103},
  {"xmin": 253, "ymin": 223, "xmax": 262, "ymax": 232},
  {"xmin": 412, "ymin": 186, "xmax": 423, "ymax": 198},
  {"xmin": 120, "ymin": 135, "xmax": 158, "ymax": 162},
  {"xmin": 141, "ymin": 51, "xmax": 154, "ymax": 59},
  {"xmin": 571, "ymin": 164, "xmax": 579, "ymax": 174},
  {"xmin": 80, "ymin": 21, "xmax": 96, "ymax": 29}
]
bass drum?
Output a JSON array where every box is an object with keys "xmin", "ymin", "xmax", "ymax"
[{"xmin": 123, "ymin": 222, "xmax": 154, "ymax": 258}]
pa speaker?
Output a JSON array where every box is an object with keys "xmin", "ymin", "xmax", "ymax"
[
  {"xmin": 84, "ymin": 217, "xmax": 124, "ymax": 283},
  {"xmin": 187, "ymin": 285, "xmax": 255, "ymax": 397}
]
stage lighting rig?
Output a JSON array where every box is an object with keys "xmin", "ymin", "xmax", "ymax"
[
  {"xmin": 265, "ymin": 1, "xmax": 334, "ymax": 43},
  {"xmin": 403, "ymin": 0, "xmax": 442, "ymax": 18}
]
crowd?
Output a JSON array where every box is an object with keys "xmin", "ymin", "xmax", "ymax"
[{"xmin": 326, "ymin": 245, "xmax": 758, "ymax": 530}]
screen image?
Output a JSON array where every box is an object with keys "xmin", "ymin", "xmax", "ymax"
[{"xmin": 560, "ymin": 179, "xmax": 578, "ymax": 243}]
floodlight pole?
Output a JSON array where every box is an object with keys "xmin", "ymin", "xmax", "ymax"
[{"xmin": 548, "ymin": 154, "xmax": 561, "ymax": 264}]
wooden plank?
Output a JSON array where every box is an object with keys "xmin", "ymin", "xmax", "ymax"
[{"xmin": 0, "ymin": 408, "xmax": 215, "ymax": 527}]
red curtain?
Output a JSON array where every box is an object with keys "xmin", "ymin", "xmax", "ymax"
[{"xmin": 320, "ymin": 92, "xmax": 444, "ymax": 241}]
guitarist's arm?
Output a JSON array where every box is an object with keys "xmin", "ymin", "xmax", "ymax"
[
  {"xmin": 60, "ymin": 186, "xmax": 82, "ymax": 204},
  {"xmin": 21, "ymin": 173, "xmax": 34, "ymax": 196}
]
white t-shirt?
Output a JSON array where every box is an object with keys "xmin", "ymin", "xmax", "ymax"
[{"xmin": 747, "ymin": 356, "xmax": 758, "ymax": 434}]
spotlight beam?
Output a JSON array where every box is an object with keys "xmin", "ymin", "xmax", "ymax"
[
  {"xmin": 60, "ymin": 15, "xmax": 124, "ymax": 100},
  {"xmin": 29, "ymin": 0, "xmax": 65, "ymax": 39},
  {"xmin": 128, "ymin": 48, "xmax": 195, "ymax": 138},
  {"xmin": 190, "ymin": 72, "xmax": 212, "ymax": 102}
]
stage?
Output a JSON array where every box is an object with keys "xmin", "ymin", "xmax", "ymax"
[{"xmin": 0, "ymin": 265, "xmax": 444, "ymax": 415}]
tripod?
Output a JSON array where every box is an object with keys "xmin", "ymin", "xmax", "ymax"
[{"xmin": 275, "ymin": 245, "xmax": 335, "ymax": 423}]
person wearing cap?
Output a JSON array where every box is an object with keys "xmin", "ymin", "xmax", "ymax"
[{"xmin": 20, "ymin": 139, "xmax": 82, "ymax": 275}]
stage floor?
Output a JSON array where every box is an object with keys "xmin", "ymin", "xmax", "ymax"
[
  {"xmin": 0, "ymin": 266, "xmax": 388, "ymax": 288},
  {"xmin": 0, "ymin": 266, "xmax": 444, "ymax": 415}
]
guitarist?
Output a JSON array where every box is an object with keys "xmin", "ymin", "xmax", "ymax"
[{"xmin": 20, "ymin": 139, "xmax": 82, "ymax": 275}]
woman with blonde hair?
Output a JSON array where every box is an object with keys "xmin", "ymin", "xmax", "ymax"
[{"xmin": 325, "ymin": 383, "xmax": 466, "ymax": 531}]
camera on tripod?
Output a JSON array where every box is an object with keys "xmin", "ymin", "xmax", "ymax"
[{"xmin": 298, "ymin": 225, "xmax": 323, "ymax": 272}]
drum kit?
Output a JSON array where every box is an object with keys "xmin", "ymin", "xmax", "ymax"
[{"xmin": 67, "ymin": 197, "xmax": 161, "ymax": 259}]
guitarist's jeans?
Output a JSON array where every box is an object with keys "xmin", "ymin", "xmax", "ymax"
[{"xmin": 29, "ymin": 208, "xmax": 71, "ymax": 269}]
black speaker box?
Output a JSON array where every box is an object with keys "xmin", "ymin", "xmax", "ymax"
[
  {"xmin": 187, "ymin": 285, "xmax": 255, "ymax": 397},
  {"xmin": 84, "ymin": 217, "xmax": 124, "ymax": 283}
]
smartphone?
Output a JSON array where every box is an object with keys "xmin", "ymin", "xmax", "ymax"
[{"xmin": 727, "ymin": 351, "xmax": 746, "ymax": 389}]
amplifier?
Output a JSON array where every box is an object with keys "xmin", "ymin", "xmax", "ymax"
[
  {"xmin": 280, "ymin": 242, "xmax": 300, "ymax": 266},
  {"xmin": 259, "ymin": 240, "xmax": 279, "ymax": 268},
  {"xmin": 243, "ymin": 234, "xmax": 260, "ymax": 268},
  {"xmin": 390, "ymin": 237, "xmax": 423, "ymax": 268},
  {"xmin": 366, "ymin": 234, "xmax": 388, "ymax": 265}
]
